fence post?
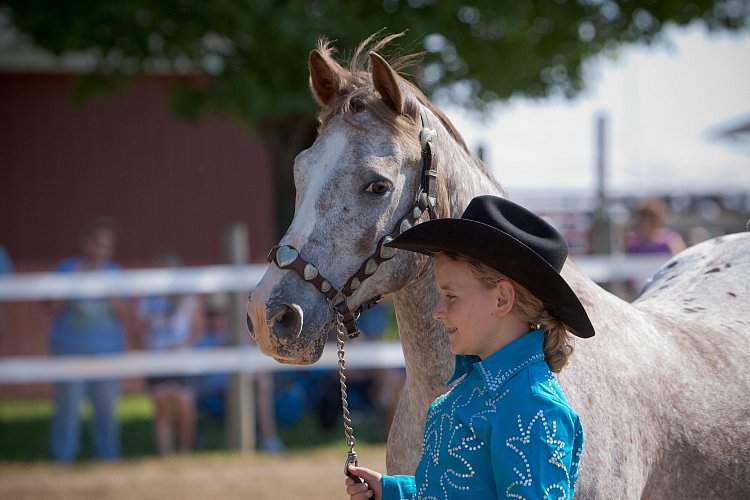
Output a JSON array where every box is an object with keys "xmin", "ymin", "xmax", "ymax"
[{"xmin": 223, "ymin": 223, "xmax": 255, "ymax": 452}]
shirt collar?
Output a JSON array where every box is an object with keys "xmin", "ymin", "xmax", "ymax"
[{"xmin": 446, "ymin": 329, "xmax": 546, "ymax": 395}]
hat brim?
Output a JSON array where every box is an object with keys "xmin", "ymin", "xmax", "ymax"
[{"xmin": 387, "ymin": 218, "xmax": 595, "ymax": 338}]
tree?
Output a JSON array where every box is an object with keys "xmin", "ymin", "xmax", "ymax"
[{"xmin": 3, "ymin": 0, "xmax": 748, "ymax": 235}]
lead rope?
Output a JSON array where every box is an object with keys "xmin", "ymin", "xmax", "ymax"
[{"xmin": 333, "ymin": 309, "xmax": 365, "ymax": 484}]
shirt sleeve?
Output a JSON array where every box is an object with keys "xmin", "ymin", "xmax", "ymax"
[
  {"xmin": 381, "ymin": 474, "xmax": 417, "ymax": 500},
  {"xmin": 491, "ymin": 400, "xmax": 580, "ymax": 499}
]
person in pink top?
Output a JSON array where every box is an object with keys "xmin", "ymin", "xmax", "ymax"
[{"xmin": 625, "ymin": 199, "xmax": 686, "ymax": 256}]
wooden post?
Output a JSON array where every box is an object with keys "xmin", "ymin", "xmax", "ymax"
[
  {"xmin": 223, "ymin": 223, "xmax": 255, "ymax": 452},
  {"xmin": 589, "ymin": 113, "xmax": 627, "ymax": 296},
  {"xmin": 590, "ymin": 113, "xmax": 612, "ymax": 255}
]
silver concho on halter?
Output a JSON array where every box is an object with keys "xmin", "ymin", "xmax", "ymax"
[
  {"xmin": 420, "ymin": 127, "xmax": 437, "ymax": 147},
  {"xmin": 303, "ymin": 263, "xmax": 319, "ymax": 281},
  {"xmin": 380, "ymin": 236, "xmax": 397, "ymax": 259},
  {"xmin": 276, "ymin": 245, "xmax": 298, "ymax": 268}
]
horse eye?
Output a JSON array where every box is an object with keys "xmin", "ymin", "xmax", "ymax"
[
  {"xmin": 351, "ymin": 99, "xmax": 364, "ymax": 113},
  {"xmin": 365, "ymin": 180, "xmax": 391, "ymax": 195}
]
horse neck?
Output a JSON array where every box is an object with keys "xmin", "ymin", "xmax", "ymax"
[
  {"xmin": 431, "ymin": 123, "xmax": 505, "ymax": 217},
  {"xmin": 391, "ymin": 266, "xmax": 454, "ymax": 405},
  {"xmin": 391, "ymin": 120, "xmax": 506, "ymax": 403}
]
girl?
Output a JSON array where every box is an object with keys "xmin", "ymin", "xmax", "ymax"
[{"xmin": 345, "ymin": 195, "xmax": 594, "ymax": 499}]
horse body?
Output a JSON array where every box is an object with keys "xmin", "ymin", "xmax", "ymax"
[{"xmin": 247, "ymin": 36, "xmax": 750, "ymax": 498}]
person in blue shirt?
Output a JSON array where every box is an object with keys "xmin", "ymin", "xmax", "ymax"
[
  {"xmin": 47, "ymin": 216, "xmax": 133, "ymax": 462},
  {"xmin": 135, "ymin": 252, "xmax": 203, "ymax": 456},
  {"xmin": 345, "ymin": 196, "xmax": 595, "ymax": 500},
  {"xmin": 0, "ymin": 244, "xmax": 12, "ymax": 338}
]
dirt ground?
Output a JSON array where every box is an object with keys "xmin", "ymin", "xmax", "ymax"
[{"xmin": 0, "ymin": 445, "xmax": 387, "ymax": 500}]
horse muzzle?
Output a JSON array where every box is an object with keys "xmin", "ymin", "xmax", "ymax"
[{"xmin": 246, "ymin": 281, "xmax": 328, "ymax": 364}]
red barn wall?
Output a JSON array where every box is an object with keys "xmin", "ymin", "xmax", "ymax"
[
  {"xmin": 0, "ymin": 73, "xmax": 276, "ymax": 397},
  {"xmin": 0, "ymin": 72, "xmax": 275, "ymax": 268}
]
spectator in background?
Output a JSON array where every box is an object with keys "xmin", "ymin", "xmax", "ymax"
[
  {"xmin": 0, "ymin": 245, "xmax": 11, "ymax": 274},
  {"xmin": 192, "ymin": 296, "xmax": 285, "ymax": 453},
  {"xmin": 192, "ymin": 299, "xmax": 230, "ymax": 421},
  {"xmin": 625, "ymin": 199, "xmax": 687, "ymax": 300},
  {"xmin": 47, "ymin": 216, "xmax": 132, "ymax": 462},
  {"xmin": 625, "ymin": 198, "xmax": 686, "ymax": 256},
  {"xmin": 354, "ymin": 300, "xmax": 405, "ymax": 433},
  {"xmin": 0, "ymin": 244, "xmax": 12, "ymax": 338},
  {"xmin": 318, "ymin": 300, "xmax": 405, "ymax": 434},
  {"xmin": 136, "ymin": 252, "xmax": 203, "ymax": 455}
]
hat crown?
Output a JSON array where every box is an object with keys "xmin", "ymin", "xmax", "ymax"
[
  {"xmin": 461, "ymin": 196, "xmax": 568, "ymax": 272},
  {"xmin": 385, "ymin": 195, "xmax": 594, "ymax": 337}
]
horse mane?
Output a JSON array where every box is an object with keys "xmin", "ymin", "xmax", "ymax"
[{"xmin": 314, "ymin": 32, "xmax": 473, "ymax": 156}]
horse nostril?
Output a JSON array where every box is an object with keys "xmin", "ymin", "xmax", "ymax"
[
  {"xmin": 268, "ymin": 302, "xmax": 304, "ymax": 340},
  {"xmin": 246, "ymin": 313, "xmax": 255, "ymax": 337}
]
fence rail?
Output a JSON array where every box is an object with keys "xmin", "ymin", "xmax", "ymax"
[
  {"xmin": 0, "ymin": 264, "xmax": 268, "ymax": 301},
  {"xmin": 0, "ymin": 343, "xmax": 406, "ymax": 384},
  {"xmin": 0, "ymin": 254, "xmax": 670, "ymax": 384},
  {"xmin": 0, "ymin": 255, "xmax": 669, "ymax": 303}
]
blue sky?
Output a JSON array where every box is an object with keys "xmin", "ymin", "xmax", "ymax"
[{"xmin": 445, "ymin": 24, "xmax": 750, "ymax": 198}]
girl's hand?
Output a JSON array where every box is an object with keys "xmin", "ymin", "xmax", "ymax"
[{"xmin": 345, "ymin": 465, "xmax": 383, "ymax": 500}]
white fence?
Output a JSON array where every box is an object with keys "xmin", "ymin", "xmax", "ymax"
[
  {"xmin": 0, "ymin": 254, "xmax": 669, "ymax": 384},
  {"xmin": 0, "ymin": 343, "xmax": 406, "ymax": 384}
]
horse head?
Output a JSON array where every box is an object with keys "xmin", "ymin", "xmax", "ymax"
[{"xmin": 247, "ymin": 36, "xmax": 450, "ymax": 364}]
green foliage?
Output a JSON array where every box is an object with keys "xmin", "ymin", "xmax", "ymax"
[
  {"xmin": 3, "ymin": 0, "xmax": 748, "ymax": 123},
  {"xmin": 3, "ymin": 1, "xmax": 747, "ymax": 234}
]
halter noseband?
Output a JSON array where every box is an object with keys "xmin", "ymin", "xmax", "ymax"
[{"xmin": 267, "ymin": 112, "xmax": 439, "ymax": 339}]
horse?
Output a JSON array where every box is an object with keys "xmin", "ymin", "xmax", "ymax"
[{"xmin": 246, "ymin": 35, "xmax": 750, "ymax": 498}]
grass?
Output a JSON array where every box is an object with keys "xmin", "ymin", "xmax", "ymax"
[
  {"xmin": 0, "ymin": 390, "xmax": 388, "ymax": 462},
  {"xmin": 0, "ymin": 304, "xmax": 398, "ymax": 463},
  {"xmin": 0, "ymin": 395, "xmax": 155, "ymax": 461}
]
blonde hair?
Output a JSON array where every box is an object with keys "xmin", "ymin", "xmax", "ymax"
[{"xmin": 442, "ymin": 252, "xmax": 574, "ymax": 372}]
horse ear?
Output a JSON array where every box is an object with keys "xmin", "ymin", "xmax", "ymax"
[
  {"xmin": 309, "ymin": 49, "xmax": 343, "ymax": 107},
  {"xmin": 370, "ymin": 52, "xmax": 404, "ymax": 114}
]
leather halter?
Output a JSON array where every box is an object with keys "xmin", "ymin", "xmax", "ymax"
[{"xmin": 267, "ymin": 112, "xmax": 439, "ymax": 339}]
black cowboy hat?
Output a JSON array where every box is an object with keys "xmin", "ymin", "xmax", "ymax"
[{"xmin": 386, "ymin": 195, "xmax": 595, "ymax": 338}]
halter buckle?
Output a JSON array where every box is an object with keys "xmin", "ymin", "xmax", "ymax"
[
  {"xmin": 330, "ymin": 292, "xmax": 347, "ymax": 310},
  {"xmin": 329, "ymin": 293, "xmax": 361, "ymax": 339}
]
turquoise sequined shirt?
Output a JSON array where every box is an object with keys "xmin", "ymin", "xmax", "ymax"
[{"xmin": 381, "ymin": 329, "xmax": 583, "ymax": 499}]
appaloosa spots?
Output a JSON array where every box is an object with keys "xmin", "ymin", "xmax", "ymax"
[
  {"xmin": 728, "ymin": 292, "xmax": 737, "ymax": 298},
  {"xmin": 705, "ymin": 267, "xmax": 721, "ymax": 274},
  {"xmin": 683, "ymin": 305, "xmax": 707, "ymax": 313}
]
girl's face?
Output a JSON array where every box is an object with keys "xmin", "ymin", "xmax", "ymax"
[{"xmin": 432, "ymin": 253, "xmax": 509, "ymax": 359}]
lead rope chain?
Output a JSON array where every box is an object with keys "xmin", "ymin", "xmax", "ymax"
[{"xmin": 334, "ymin": 310, "xmax": 364, "ymax": 483}]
